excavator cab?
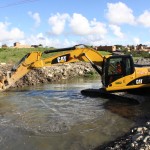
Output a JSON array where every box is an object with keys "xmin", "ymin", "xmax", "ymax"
[{"xmin": 102, "ymin": 55, "xmax": 135, "ymax": 87}]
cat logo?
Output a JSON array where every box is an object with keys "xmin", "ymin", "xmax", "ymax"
[
  {"xmin": 136, "ymin": 79, "xmax": 143, "ymax": 84},
  {"xmin": 51, "ymin": 54, "xmax": 70, "ymax": 64},
  {"xmin": 57, "ymin": 56, "xmax": 67, "ymax": 63}
]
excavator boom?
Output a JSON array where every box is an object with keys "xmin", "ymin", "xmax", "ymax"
[{"xmin": 0, "ymin": 45, "xmax": 104, "ymax": 91}]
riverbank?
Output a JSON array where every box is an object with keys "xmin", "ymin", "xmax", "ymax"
[
  {"xmin": 0, "ymin": 62, "xmax": 97, "ymax": 89},
  {"xmin": 94, "ymin": 121, "xmax": 150, "ymax": 150}
]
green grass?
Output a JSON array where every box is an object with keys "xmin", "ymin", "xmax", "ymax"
[
  {"xmin": 0, "ymin": 47, "xmax": 112, "ymax": 64},
  {"xmin": 84, "ymin": 71, "xmax": 98, "ymax": 77},
  {"xmin": 98, "ymin": 51, "xmax": 112, "ymax": 56},
  {"xmin": 0, "ymin": 48, "xmax": 52, "ymax": 63},
  {"xmin": 1, "ymin": 47, "xmax": 147, "ymax": 64}
]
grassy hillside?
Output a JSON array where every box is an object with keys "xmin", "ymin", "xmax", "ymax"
[
  {"xmin": 0, "ymin": 48, "xmax": 50, "ymax": 63},
  {"xmin": 99, "ymin": 51, "xmax": 111, "ymax": 56},
  {"xmin": 0, "ymin": 47, "xmax": 111, "ymax": 64}
]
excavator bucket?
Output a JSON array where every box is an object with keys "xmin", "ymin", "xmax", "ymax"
[
  {"xmin": 0, "ymin": 76, "xmax": 5, "ymax": 91},
  {"xmin": 0, "ymin": 73, "xmax": 11, "ymax": 91}
]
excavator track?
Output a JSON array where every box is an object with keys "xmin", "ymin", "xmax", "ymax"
[{"xmin": 81, "ymin": 88, "xmax": 146, "ymax": 104}]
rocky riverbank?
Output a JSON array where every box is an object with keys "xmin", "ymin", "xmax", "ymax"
[
  {"xmin": 134, "ymin": 57, "xmax": 150, "ymax": 65},
  {"xmin": 94, "ymin": 121, "xmax": 150, "ymax": 150},
  {"xmin": 0, "ymin": 62, "xmax": 97, "ymax": 89}
]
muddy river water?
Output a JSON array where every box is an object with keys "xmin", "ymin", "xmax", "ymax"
[{"xmin": 0, "ymin": 77, "xmax": 149, "ymax": 150}]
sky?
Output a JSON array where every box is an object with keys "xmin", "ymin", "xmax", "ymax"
[{"xmin": 0, "ymin": 0, "xmax": 150, "ymax": 48}]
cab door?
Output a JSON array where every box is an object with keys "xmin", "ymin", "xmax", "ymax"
[{"xmin": 123, "ymin": 56, "xmax": 135, "ymax": 85}]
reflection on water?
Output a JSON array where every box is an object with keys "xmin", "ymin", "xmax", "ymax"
[{"xmin": 0, "ymin": 77, "xmax": 149, "ymax": 150}]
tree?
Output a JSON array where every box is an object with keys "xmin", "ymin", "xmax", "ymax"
[{"xmin": 39, "ymin": 44, "xmax": 43, "ymax": 47}]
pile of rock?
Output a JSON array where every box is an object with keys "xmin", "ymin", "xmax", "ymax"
[
  {"xmin": 131, "ymin": 122, "xmax": 150, "ymax": 150},
  {"xmin": 134, "ymin": 58, "xmax": 150, "ymax": 66},
  {"xmin": 95, "ymin": 121, "xmax": 150, "ymax": 150},
  {"xmin": 0, "ymin": 62, "xmax": 97, "ymax": 89}
]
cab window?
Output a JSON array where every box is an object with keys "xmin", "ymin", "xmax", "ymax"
[
  {"xmin": 103, "ymin": 55, "xmax": 134, "ymax": 87},
  {"xmin": 125, "ymin": 57, "xmax": 134, "ymax": 75},
  {"xmin": 108, "ymin": 58, "xmax": 123, "ymax": 75}
]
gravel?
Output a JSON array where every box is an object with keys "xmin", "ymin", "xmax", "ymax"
[{"xmin": 94, "ymin": 122, "xmax": 150, "ymax": 150}]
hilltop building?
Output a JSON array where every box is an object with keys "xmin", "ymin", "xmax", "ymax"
[
  {"xmin": 97, "ymin": 45, "xmax": 116, "ymax": 52},
  {"xmin": 136, "ymin": 44, "xmax": 150, "ymax": 52},
  {"xmin": 13, "ymin": 42, "xmax": 31, "ymax": 48}
]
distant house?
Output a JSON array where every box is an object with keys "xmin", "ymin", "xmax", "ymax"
[
  {"xmin": 136, "ymin": 44, "xmax": 150, "ymax": 52},
  {"xmin": 2, "ymin": 44, "xmax": 8, "ymax": 48},
  {"xmin": 14, "ymin": 42, "xmax": 31, "ymax": 48},
  {"xmin": 97, "ymin": 45, "xmax": 116, "ymax": 52}
]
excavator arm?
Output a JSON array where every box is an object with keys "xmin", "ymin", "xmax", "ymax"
[
  {"xmin": 0, "ymin": 52, "xmax": 42, "ymax": 91},
  {"xmin": 0, "ymin": 45, "xmax": 105, "ymax": 91},
  {"xmin": 33, "ymin": 45, "xmax": 104, "ymax": 68}
]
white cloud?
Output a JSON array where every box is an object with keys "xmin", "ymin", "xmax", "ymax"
[
  {"xmin": 28, "ymin": 11, "xmax": 41, "ymax": 27},
  {"xmin": 143, "ymin": 41, "xmax": 150, "ymax": 46},
  {"xmin": 22, "ymin": 33, "xmax": 75, "ymax": 48},
  {"xmin": 69, "ymin": 13, "xmax": 90, "ymax": 35},
  {"xmin": 90, "ymin": 19, "xmax": 107, "ymax": 35},
  {"xmin": 109, "ymin": 24, "xmax": 124, "ymax": 38},
  {"xmin": 137, "ymin": 10, "xmax": 150, "ymax": 27},
  {"xmin": 48, "ymin": 13, "xmax": 107, "ymax": 37},
  {"xmin": 48, "ymin": 13, "xmax": 70, "ymax": 35},
  {"xmin": 106, "ymin": 2, "xmax": 135, "ymax": 25},
  {"xmin": 24, "ymin": 12, "xmax": 108, "ymax": 47},
  {"xmin": 69, "ymin": 13, "xmax": 107, "ymax": 36},
  {"xmin": 24, "ymin": 33, "xmax": 57, "ymax": 46},
  {"xmin": 0, "ymin": 22, "xmax": 24, "ymax": 44},
  {"xmin": 133, "ymin": 37, "xmax": 140, "ymax": 45},
  {"xmin": 21, "ymin": 32, "xmax": 109, "ymax": 48},
  {"xmin": 79, "ymin": 34, "xmax": 111, "ymax": 46}
]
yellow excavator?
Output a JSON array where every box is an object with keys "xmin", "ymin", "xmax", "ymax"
[{"xmin": 0, "ymin": 44, "xmax": 150, "ymax": 97}]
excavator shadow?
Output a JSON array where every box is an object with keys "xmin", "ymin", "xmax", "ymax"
[
  {"xmin": 81, "ymin": 88, "xmax": 150, "ymax": 122},
  {"xmin": 81, "ymin": 88, "xmax": 140, "ymax": 105}
]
